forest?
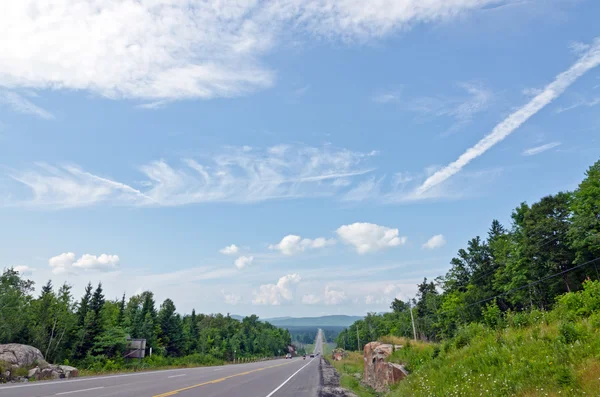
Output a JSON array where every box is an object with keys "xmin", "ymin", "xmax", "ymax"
[
  {"xmin": 0, "ymin": 275, "xmax": 292, "ymax": 371},
  {"xmin": 337, "ymin": 159, "xmax": 600, "ymax": 349}
]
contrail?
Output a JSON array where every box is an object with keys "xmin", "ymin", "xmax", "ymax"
[{"xmin": 416, "ymin": 37, "xmax": 600, "ymax": 196}]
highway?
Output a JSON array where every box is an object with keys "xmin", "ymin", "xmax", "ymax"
[{"xmin": 0, "ymin": 330, "xmax": 324, "ymax": 397}]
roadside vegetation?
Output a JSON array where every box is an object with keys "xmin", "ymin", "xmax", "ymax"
[
  {"xmin": 334, "ymin": 159, "xmax": 600, "ymax": 396},
  {"xmin": 328, "ymin": 351, "xmax": 379, "ymax": 397},
  {"xmin": 390, "ymin": 281, "xmax": 600, "ymax": 396},
  {"xmin": 0, "ymin": 270, "xmax": 292, "ymax": 374}
]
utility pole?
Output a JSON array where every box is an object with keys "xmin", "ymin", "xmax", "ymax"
[
  {"xmin": 409, "ymin": 301, "xmax": 417, "ymax": 341},
  {"xmin": 356, "ymin": 326, "xmax": 360, "ymax": 351}
]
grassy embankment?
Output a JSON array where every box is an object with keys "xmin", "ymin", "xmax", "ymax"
[{"xmin": 334, "ymin": 280, "xmax": 600, "ymax": 397}]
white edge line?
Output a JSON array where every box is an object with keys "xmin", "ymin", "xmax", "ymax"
[
  {"xmin": 55, "ymin": 386, "xmax": 104, "ymax": 395},
  {"xmin": 265, "ymin": 358, "xmax": 316, "ymax": 397},
  {"xmin": 0, "ymin": 362, "xmax": 266, "ymax": 390},
  {"xmin": 167, "ymin": 374, "xmax": 186, "ymax": 378}
]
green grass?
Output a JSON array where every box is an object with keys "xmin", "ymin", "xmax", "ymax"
[
  {"xmin": 388, "ymin": 281, "xmax": 600, "ymax": 397},
  {"xmin": 329, "ymin": 351, "xmax": 380, "ymax": 397}
]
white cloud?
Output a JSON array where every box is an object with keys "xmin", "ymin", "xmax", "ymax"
[
  {"xmin": 234, "ymin": 256, "xmax": 253, "ymax": 270},
  {"xmin": 252, "ymin": 273, "xmax": 301, "ymax": 305},
  {"xmin": 222, "ymin": 291, "xmax": 241, "ymax": 305},
  {"xmin": 415, "ymin": 38, "xmax": 600, "ymax": 197},
  {"xmin": 73, "ymin": 254, "xmax": 120, "ymax": 271},
  {"xmin": 8, "ymin": 144, "xmax": 374, "ymax": 208},
  {"xmin": 48, "ymin": 252, "xmax": 76, "ymax": 275},
  {"xmin": 336, "ymin": 222, "xmax": 407, "ymax": 254},
  {"xmin": 422, "ymin": 234, "xmax": 447, "ymax": 250},
  {"xmin": 48, "ymin": 252, "xmax": 119, "ymax": 274},
  {"xmin": 522, "ymin": 142, "xmax": 561, "ymax": 156},
  {"xmin": 0, "ymin": 1, "xmax": 515, "ymax": 103},
  {"xmin": 269, "ymin": 235, "xmax": 335, "ymax": 256},
  {"xmin": 0, "ymin": 90, "xmax": 54, "ymax": 119},
  {"xmin": 324, "ymin": 286, "xmax": 347, "ymax": 305},
  {"xmin": 302, "ymin": 294, "xmax": 321, "ymax": 305},
  {"xmin": 220, "ymin": 244, "xmax": 240, "ymax": 255},
  {"xmin": 13, "ymin": 265, "xmax": 33, "ymax": 275}
]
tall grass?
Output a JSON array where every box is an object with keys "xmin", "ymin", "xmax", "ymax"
[{"xmin": 329, "ymin": 351, "xmax": 379, "ymax": 397}]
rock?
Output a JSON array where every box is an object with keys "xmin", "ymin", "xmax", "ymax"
[
  {"xmin": 59, "ymin": 365, "xmax": 79, "ymax": 379},
  {"xmin": 319, "ymin": 357, "xmax": 357, "ymax": 397},
  {"xmin": 331, "ymin": 348, "xmax": 346, "ymax": 361},
  {"xmin": 363, "ymin": 342, "xmax": 408, "ymax": 392},
  {"xmin": 28, "ymin": 367, "xmax": 40, "ymax": 380},
  {"xmin": 40, "ymin": 367, "xmax": 55, "ymax": 380},
  {"xmin": 0, "ymin": 344, "xmax": 47, "ymax": 368}
]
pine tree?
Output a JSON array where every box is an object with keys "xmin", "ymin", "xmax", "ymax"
[{"xmin": 116, "ymin": 293, "xmax": 126, "ymax": 327}]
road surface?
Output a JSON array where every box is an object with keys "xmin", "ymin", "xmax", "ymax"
[{"xmin": 0, "ymin": 330, "xmax": 324, "ymax": 397}]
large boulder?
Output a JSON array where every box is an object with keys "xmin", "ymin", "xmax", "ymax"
[
  {"xmin": 363, "ymin": 342, "xmax": 408, "ymax": 392},
  {"xmin": 0, "ymin": 344, "xmax": 77, "ymax": 383},
  {"xmin": 0, "ymin": 344, "xmax": 47, "ymax": 368}
]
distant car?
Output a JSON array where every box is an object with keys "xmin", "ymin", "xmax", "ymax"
[
  {"xmin": 285, "ymin": 353, "xmax": 292, "ymax": 359},
  {"xmin": 310, "ymin": 354, "xmax": 315, "ymax": 358}
]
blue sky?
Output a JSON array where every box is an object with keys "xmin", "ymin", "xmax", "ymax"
[{"xmin": 1, "ymin": 0, "xmax": 599, "ymax": 317}]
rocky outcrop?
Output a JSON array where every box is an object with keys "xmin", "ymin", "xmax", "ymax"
[
  {"xmin": 0, "ymin": 344, "xmax": 47, "ymax": 368},
  {"xmin": 331, "ymin": 348, "xmax": 346, "ymax": 361},
  {"xmin": 0, "ymin": 344, "xmax": 78, "ymax": 383},
  {"xmin": 363, "ymin": 342, "xmax": 408, "ymax": 392}
]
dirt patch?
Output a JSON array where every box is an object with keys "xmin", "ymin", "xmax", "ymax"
[{"xmin": 319, "ymin": 357, "xmax": 357, "ymax": 397}]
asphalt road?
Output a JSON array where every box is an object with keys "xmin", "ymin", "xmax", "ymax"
[{"xmin": 0, "ymin": 330, "xmax": 324, "ymax": 397}]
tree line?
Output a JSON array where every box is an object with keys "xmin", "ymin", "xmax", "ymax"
[
  {"xmin": 0, "ymin": 274, "xmax": 292, "ymax": 369},
  {"xmin": 337, "ymin": 159, "xmax": 600, "ymax": 349}
]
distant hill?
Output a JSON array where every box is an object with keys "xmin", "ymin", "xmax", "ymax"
[{"xmin": 264, "ymin": 315, "xmax": 362, "ymax": 327}]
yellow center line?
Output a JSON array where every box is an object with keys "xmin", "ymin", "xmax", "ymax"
[{"xmin": 152, "ymin": 361, "xmax": 295, "ymax": 397}]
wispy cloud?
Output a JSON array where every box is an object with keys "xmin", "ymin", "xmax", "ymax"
[
  {"xmin": 374, "ymin": 82, "xmax": 492, "ymax": 133},
  {"xmin": 0, "ymin": 1, "xmax": 519, "ymax": 103},
  {"xmin": 555, "ymin": 97, "xmax": 600, "ymax": 113},
  {"xmin": 372, "ymin": 92, "xmax": 400, "ymax": 104},
  {"xmin": 7, "ymin": 145, "xmax": 375, "ymax": 208},
  {"xmin": 0, "ymin": 90, "xmax": 54, "ymax": 119},
  {"xmin": 522, "ymin": 142, "xmax": 561, "ymax": 156},
  {"xmin": 414, "ymin": 37, "xmax": 600, "ymax": 197}
]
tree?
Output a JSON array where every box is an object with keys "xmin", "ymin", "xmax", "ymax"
[
  {"xmin": 116, "ymin": 293, "xmax": 126, "ymax": 327},
  {"xmin": 0, "ymin": 268, "xmax": 34, "ymax": 344},
  {"xmin": 158, "ymin": 299, "xmax": 183, "ymax": 356},
  {"xmin": 390, "ymin": 298, "xmax": 408, "ymax": 313},
  {"xmin": 569, "ymin": 160, "xmax": 600, "ymax": 265}
]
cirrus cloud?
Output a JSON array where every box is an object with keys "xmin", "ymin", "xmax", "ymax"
[{"xmin": 0, "ymin": 1, "xmax": 515, "ymax": 104}]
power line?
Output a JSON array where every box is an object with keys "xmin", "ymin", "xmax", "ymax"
[{"xmin": 437, "ymin": 256, "xmax": 600, "ymax": 317}]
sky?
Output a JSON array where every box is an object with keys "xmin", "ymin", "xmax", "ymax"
[{"xmin": 1, "ymin": 0, "xmax": 599, "ymax": 318}]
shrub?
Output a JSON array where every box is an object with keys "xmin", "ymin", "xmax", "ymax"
[
  {"xmin": 482, "ymin": 300, "xmax": 503, "ymax": 329},
  {"xmin": 559, "ymin": 322, "xmax": 580, "ymax": 344}
]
